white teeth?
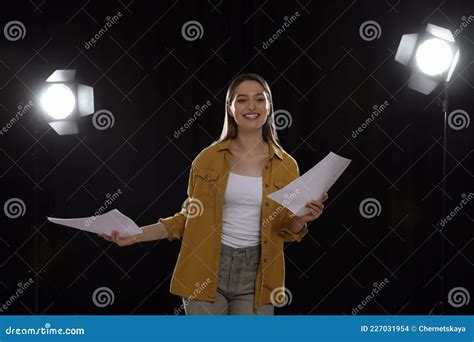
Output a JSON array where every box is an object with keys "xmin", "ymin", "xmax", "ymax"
[{"xmin": 244, "ymin": 113, "xmax": 259, "ymax": 119}]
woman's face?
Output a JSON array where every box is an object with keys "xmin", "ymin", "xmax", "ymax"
[{"xmin": 228, "ymin": 80, "xmax": 271, "ymax": 131}]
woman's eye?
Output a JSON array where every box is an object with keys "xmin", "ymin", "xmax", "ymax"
[{"xmin": 237, "ymin": 100, "xmax": 246, "ymax": 103}]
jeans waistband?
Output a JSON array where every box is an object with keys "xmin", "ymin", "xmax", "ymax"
[{"xmin": 221, "ymin": 243, "xmax": 261, "ymax": 259}]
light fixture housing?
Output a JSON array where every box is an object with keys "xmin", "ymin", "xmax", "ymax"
[
  {"xmin": 41, "ymin": 69, "xmax": 94, "ymax": 135},
  {"xmin": 395, "ymin": 23, "xmax": 460, "ymax": 95}
]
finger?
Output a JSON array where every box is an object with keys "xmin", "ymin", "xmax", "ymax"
[
  {"xmin": 310, "ymin": 199, "xmax": 323, "ymax": 206},
  {"xmin": 306, "ymin": 204, "xmax": 322, "ymax": 216},
  {"xmin": 322, "ymin": 192, "xmax": 328, "ymax": 202},
  {"xmin": 308, "ymin": 207, "xmax": 320, "ymax": 217},
  {"xmin": 307, "ymin": 202, "xmax": 323, "ymax": 211}
]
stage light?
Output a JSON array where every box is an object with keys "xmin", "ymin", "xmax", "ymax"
[
  {"xmin": 40, "ymin": 69, "xmax": 94, "ymax": 135},
  {"xmin": 395, "ymin": 24, "xmax": 462, "ymax": 314},
  {"xmin": 395, "ymin": 23, "xmax": 460, "ymax": 94},
  {"xmin": 415, "ymin": 39, "xmax": 453, "ymax": 76},
  {"xmin": 42, "ymin": 84, "xmax": 76, "ymax": 119}
]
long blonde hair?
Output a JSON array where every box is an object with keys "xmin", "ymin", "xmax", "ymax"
[{"xmin": 215, "ymin": 73, "xmax": 283, "ymax": 150}]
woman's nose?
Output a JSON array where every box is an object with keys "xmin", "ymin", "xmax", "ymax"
[{"xmin": 248, "ymin": 101, "xmax": 257, "ymax": 110}]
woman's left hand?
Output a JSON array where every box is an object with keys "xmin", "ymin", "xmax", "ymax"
[{"xmin": 298, "ymin": 192, "xmax": 328, "ymax": 223}]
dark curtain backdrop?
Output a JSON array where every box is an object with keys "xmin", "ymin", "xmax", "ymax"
[{"xmin": 0, "ymin": 0, "xmax": 473, "ymax": 315}]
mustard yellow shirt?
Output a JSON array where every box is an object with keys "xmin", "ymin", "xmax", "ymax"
[{"xmin": 158, "ymin": 138, "xmax": 309, "ymax": 310}]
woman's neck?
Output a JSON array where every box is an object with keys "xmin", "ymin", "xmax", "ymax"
[{"xmin": 232, "ymin": 130, "xmax": 267, "ymax": 154}]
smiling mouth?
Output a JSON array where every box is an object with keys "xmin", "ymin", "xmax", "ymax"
[{"xmin": 243, "ymin": 113, "xmax": 260, "ymax": 120}]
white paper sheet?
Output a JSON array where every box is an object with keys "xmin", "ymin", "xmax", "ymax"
[
  {"xmin": 47, "ymin": 209, "xmax": 143, "ymax": 237},
  {"xmin": 267, "ymin": 152, "xmax": 351, "ymax": 216}
]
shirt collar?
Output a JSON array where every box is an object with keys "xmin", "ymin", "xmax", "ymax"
[{"xmin": 216, "ymin": 138, "xmax": 283, "ymax": 160}]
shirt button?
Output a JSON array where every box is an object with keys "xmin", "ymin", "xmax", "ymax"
[
  {"xmin": 265, "ymin": 202, "xmax": 269, "ymax": 206},
  {"xmin": 265, "ymin": 166, "xmax": 268, "ymax": 170},
  {"xmin": 264, "ymin": 240, "xmax": 268, "ymax": 244},
  {"xmin": 265, "ymin": 183, "xmax": 269, "ymax": 188},
  {"xmin": 263, "ymin": 258, "xmax": 267, "ymax": 263}
]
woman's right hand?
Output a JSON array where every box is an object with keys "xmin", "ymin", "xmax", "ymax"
[{"xmin": 98, "ymin": 230, "xmax": 141, "ymax": 247}]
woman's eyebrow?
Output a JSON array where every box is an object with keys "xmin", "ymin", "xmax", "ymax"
[{"xmin": 235, "ymin": 92, "xmax": 265, "ymax": 97}]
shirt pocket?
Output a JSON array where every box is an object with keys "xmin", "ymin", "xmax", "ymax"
[
  {"xmin": 273, "ymin": 179, "xmax": 287, "ymax": 190},
  {"xmin": 192, "ymin": 168, "xmax": 219, "ymax": 206}
]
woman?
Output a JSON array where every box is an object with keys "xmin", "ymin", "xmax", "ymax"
[{"xmin": 100, "ymin": 73, "xmax": 328, "ymax": 315}]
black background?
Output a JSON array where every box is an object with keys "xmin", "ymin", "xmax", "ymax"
[{"xmin": 0, "ymin": 0, "xmax": 473, "ymax": 315}]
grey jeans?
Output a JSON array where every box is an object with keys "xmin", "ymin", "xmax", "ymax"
[{"xmin": 182, "ymin": 243, "xmax": 274, "ymax": 315}]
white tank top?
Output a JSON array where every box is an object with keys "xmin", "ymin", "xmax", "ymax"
[{"xmin": 221, "ymin": 172, "xmax": 262, "ymax": 248}]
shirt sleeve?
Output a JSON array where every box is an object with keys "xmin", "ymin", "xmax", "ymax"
[
  {"xmin": 157, "ymin": 162, "xmax": 195, "ymax": 241},
  {"xmin": 277, "ymin": 160, "xmax": 309, "ymax": 243},
  {"xmin": 279, "ymin": 211, "xmax": 309, "ymax": 242}
]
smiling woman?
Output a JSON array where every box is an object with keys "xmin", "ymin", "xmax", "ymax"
[{"xmin": 100, "ymin": 73, "xmax": 327, "ymax": 316}]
